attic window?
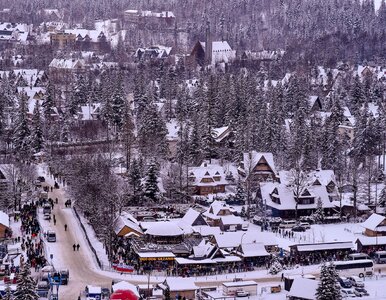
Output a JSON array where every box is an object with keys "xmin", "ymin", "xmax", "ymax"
[
  {"xmin": 204, "ymin": 171, "xmax": 210, "ymax": 176},
  {"xmin": 313, "ymin": 179, "xmax": 321, "ymax": 186}
]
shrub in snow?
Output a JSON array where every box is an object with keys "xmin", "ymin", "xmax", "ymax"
[{"xmin": 268, "ymin": 255, "xmax": 283, "ymax": 275}]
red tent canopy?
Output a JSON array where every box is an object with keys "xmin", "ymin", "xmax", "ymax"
[{"xmin": 110, "ymin": 289, "xmax": 138, "ymax": 300}]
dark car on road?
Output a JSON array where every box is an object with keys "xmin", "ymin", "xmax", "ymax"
[{"xmin": 291, "ymin": 226, "xmax": 306, "ymax": 232}]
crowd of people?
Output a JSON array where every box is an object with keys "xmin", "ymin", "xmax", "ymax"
[{"xmin": 18, "ymin": 202, "xmax": 47, "ymax": 272}]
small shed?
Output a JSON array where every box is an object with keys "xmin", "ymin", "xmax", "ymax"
[
  {"xmin": 158, "ymin": 278, "xmax": 197, "ymax": 300},
  {"xmin": 222, "ymin": 281, "xmax": 258, "ymax": 296},
  {"xmin": 287, "ymin": 278, "xmax": 319, "ymax": 300}
]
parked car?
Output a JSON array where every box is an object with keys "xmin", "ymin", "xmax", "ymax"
[
  {"xmin": 341, "ymin": 289, "xmax": 356, "ymax": 298},
  {"xmin": 43, "ymin": 213, "xmax": 51, "ymax": 221},
  {"xmin": 236, "ymin": 290, "xmax": 250, "ymax": 297},
  {"xmin": 354, "ymin": 287, "xmax": 369, "ymax": 297},
  {"xmin": 242, "ymin": 222, "xmax": 249, "ymax": 231},
  {"xmin": 59, "ymin": 269, "xmax": 69, "ymax": 285},
  {"xmin": 347, "ymin": 276, "xmax": 364, "ymax": 288},
  {"xmin": 338, "ymin": 277, "xmax": 353, "ymax": 289},
  {"xmin": 291, "ymin": 226, "xmax": 306, "ymax": 232},
  {"xmin": 47, "ymin": 231, "xmax": 56, "ymax": 242},
  {"xmin": 299, "ymin": 222, "xmax": 311, "ymax": 229},
  {"xmin": 279, "ymin": 220, "xmax": 297, "ymax": 229}
]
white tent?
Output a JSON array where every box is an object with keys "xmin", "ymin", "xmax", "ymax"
[{"xmin": 112, "ymin": 281, "xmax": 140, "ymax": 296}]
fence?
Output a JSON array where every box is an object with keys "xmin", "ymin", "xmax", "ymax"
[{"xmin": 72, "ymin": 206, "xmax": 102, "ymax": 269}]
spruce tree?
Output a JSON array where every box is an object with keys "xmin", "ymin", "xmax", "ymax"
[
  {"xmin": 316, "ymin": 263, "xmax": 341, "ymax": 300},
  {"xmin": 14, "ymin": 263, "xmax": 39, "ymax": 300},
  {"xmin": 31, "ymin": 101, "xmax": 44, "ymax": 153},
  {"xmin": 129, "ymin": 159, "xmax": 143, "ymax": 203},
  {"xmin": 234, "ymin": 181, "xmax": 246, "ymax": 204},
  {"xmin": 13, "ymin": 93, "xmax": 31, "ymax": 159},
  {"xmin": 144, "ymin": 161, "xmax": 160, "ymax": 201}
]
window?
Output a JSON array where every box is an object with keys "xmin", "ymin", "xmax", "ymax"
[{"xmin": 213, "ymin": 176, "xmax": 221, "ymax": 181}]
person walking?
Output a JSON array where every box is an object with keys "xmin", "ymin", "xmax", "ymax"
[
  {"xmin": 73, "ymin": 244, "xmax": 76, "ymax": 251},
  {"xmin": 76, "ymin": 244, "xmax": 80, "ymax": 251},
  {"xmin": 64, "ymin": 224, "xmax": 67, "ymax": 231}
]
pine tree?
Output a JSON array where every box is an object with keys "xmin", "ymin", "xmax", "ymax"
[
  {"xmin": 234, "ymin": 181, "xmax": 246, "ymax": 204},
  {"xmin": 14, "ymin": 263, "xmax": 39, "ymax": 300},
  {"xmin": 138, "ymin": 103, "xmax": 168, "ymax": 158},
  {"xmin": 31, "ymin": 101, "xmax": 44, "ymax": 153},
  {"xmin": 13, "ymin": 93, "xmax": 31, "ymax": 159},
  {"xmin": 129, "ymin": 159, "xmax": 143, "ymax": 203},
  {"xmin": 313, "ymin": 197, "xmax": 325, "ymax": 224},
  {"xmin": 188, "ymin": 118, "xmax": 202, "ymax": 165},
  {"xmin": 316, "ymin": 263, "xmax": 342, "ymax": 300},
  {"xmin": 111, "ymin": 73, "xmax": 126, "ymax": 130},
  {"xmin": 42, "ymin": 81, "xmax": 55, "ymax": 121},
  {"xmin": 144, "ymin": 161, "xmax": 160, "ymax": 201}
]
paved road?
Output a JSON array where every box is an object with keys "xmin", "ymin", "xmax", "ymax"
[{"xmin": 39, "ymin": 175, "xmax": 112, "ymax": 299}]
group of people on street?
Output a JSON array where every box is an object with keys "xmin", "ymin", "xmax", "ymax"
[
  {"xmin": 19, "ymin": 202, "xmax": 47, "ymax": 272},
  {"xmin": 73, "ymin": 244, "xmax": 80, "ymax": 251}
]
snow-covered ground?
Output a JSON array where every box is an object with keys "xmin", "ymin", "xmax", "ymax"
[{"xmin": 33, "ymin": 163, "xmax": 386, "ymax": 299}]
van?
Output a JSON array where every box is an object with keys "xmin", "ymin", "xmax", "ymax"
[
  {"xmin": 59, "ymin": 269, "xmax": 69, "ymax": 285},
  {"xmin": 43, "ymin": 204, "xmax": 51, "ymax": 214},
  {"xmin": 374, "ymin": 251, "xmax": 386, "ymax": 264},
  {"xmin": 348, "ymin": 253, "xmax": 370, "ymax": 261},
  {"xmin": 47, "ymin": 231, "xmax": 56, "ymax": 242},
  {"xmin": 279, "ymin": 220, "xmax": 297, "ymax": 229}
]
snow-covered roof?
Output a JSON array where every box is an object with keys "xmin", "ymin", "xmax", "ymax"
[
  {"xmin": 222, "ymin": 281, "xmax": 258, "ymax": 287},
  {"xmin": 308, "ymin": 170, "xmax": 336, "ymax": 187},
  {"xmin": 361, "ymin": 213, "xmax": 386, "ymax": 231},
  {"xmin": 213, "ymin": 231, "xmax": 277, "ymax": 249},
  {"xmin": 199, "ymin": 41, "xmax": 236, "ymax": 65},
  {"xmin": 113, "ymin": 214, "xmax": 143, "ymax": 235},
  {"xmin": 192, "ymin": 240, "xmax": 215, "ymax": 258},
  {"xmin": 49, "ymin": 58, "xmax": 85, "ymax": 69},
  {"xmin": 288, "ymin": 278, "xmax": 318, "ymax": 300},
  {"xmin": 261, "ymin": 181, "xmax": 335, "ymax": 211},
  {"xmin": 294, "ymin": 241, "xmax": 354, "ymax": 252},
  {"xmin": 112, "ymin": 281, "xmax": 140, "ymax": 296},
  {"xmin": 174, "ymin": 255, "xmax": 241, "ymax": 265},
  {"xmin": 125, "ymin": 10, "xmax": 175, "ymax": 18},
  {"xmin": 220, "ymin": 215, "xmax": 243, "ymax": 225},
  {"xmin": 308, "ymin": 95, "xmax": 319, "ymax": 108},
  {"xmin": 137, "ymin": 252, "xmax": 175, "ymax": 258},
  {"xmin": 211, "ymin": 126, "xmax": 231, "ymax": 142},
  {"xmin": 192, "ymin": 225, "xmax": 221, "ymax": 237},
  {"xmin": 238, "ymin": 242, "xmax": 269, "ymax": 257},
  {"xmin": 166, "ymin": 119, "xmax": 179, "ymax": 140},
  {"xmin": 0, "ymin": 211, "xmax": 9, "ymax": 228},
  {"xmin": 181, "ymin": 208, "xmax": 207, "ymax": 226},
  {"xmin": 78, "ymin": 103, "xmax": 101, "ymax": 120},
  {"xmin": 356, "ymin": 236, "xmax": 386, "ymax": 246},
  {"xmin": 135, "ymin": 45, "xmax": 173, "ymax": 59},
  {"xmin": 144, "ymin": 221, "xmax": 184, "ymax": 236},
  {"xmin": 64, "ymin": 29, "xmax": 104, "ymax": 42},
  {"xmin": 160, "ymin": 278, "xmax": 197, "ymax": 292},
  {"xmin": 239, "ymin": 151, "xmax": 277, "ymax": 177},
  {"xmin": 189, "ymin": 162, "xmax": 228, "ymax": 187}
]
